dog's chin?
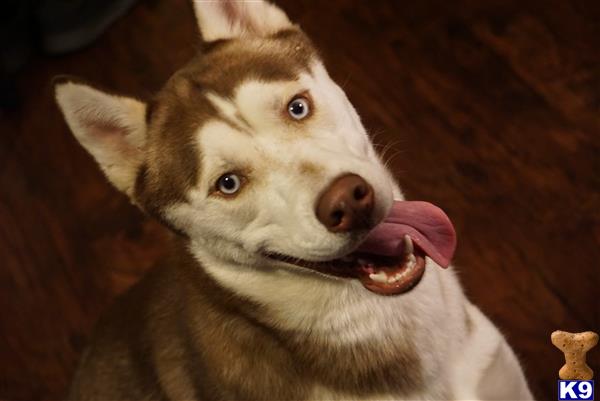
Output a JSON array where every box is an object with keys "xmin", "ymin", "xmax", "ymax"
[{"xmin": 263, "ymin": 247, "xmax": 426, "ymax": 296}]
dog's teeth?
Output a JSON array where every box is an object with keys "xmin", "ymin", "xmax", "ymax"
[
  {"xmin": 369, "ymin": 271, "xmax": 388, "ymax": 283},
  {"xmin": 403, "ymin": 235, "xmax": 417, "ymax": 265},
  {"xmin": 403, "ymin": 234, "xmax": 414, "ymax": 255},
  {"xmin": 388, "ymin": 270, "xmax": 406, "ymax": 283},
  {"xmin": 387, "ymin": 256, "xmax": 419, "ymax": 284},
  {"xmin": 388, "ymin": 272, "xmax": 401, "ymax": 283}
]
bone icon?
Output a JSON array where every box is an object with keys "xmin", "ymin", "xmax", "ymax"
[{"xmin": 551, "ymin": 330, "xmax": 599, "ymax": 380}]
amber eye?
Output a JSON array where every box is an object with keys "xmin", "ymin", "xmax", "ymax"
[
  {"xmin": 216, "ymin": 173, "xmax": 241, "ymax": 195},
  {"xmin": 287, "ymin": 97, "xmax": 310, "ymax": 120}
]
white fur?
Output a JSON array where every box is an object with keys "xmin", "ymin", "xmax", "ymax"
[{"xmin": 451, "ymin": 303, "xmax": 533, "ymax": 400}]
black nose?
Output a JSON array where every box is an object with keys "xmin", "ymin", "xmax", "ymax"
[{"xmin": 315, "ymin": 174, "xmax": 374, "ymax": 233}]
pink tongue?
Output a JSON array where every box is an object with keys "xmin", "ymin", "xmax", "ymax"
[{"xmin": 357, "ymin": 201, "xmax": 457, "ymax": 268}]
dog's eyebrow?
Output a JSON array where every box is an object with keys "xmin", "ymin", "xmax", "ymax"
[
  {"xmin": 230, "ymin": 111, "xmax": 252, "ymax": 133},
  {"xmin": 218, "ymin": 114, "xmax": 252, "ymax": 136},
  {"xmin": 205, "ymin": 92, "xmax": 253, "ymax": 135}
]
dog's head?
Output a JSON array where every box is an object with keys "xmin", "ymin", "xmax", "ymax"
[{"xmin": 56, "ymin": 1, "xmax": 454, "ymax": 302}]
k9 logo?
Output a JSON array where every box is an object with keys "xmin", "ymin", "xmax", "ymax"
[{"xmin": 558, "ymin": 381, "xmax": 594, "ymax": 400}]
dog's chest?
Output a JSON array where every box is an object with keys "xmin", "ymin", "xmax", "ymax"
[
  {"xmin": 183, "ymin": 258, "xmax": 457, "ymax": 400},
  {"xmin": 307, "ymin": 385, "xmax": 451, "ymax": 401},
  {"xmin": 308, "ymin": 386, "xmax": 401, "ymax": 401},
  {"xmin": 186, "ymin": 297, "xmax": 428, "ymax": 400},
  {"xmin": 224, "ymin": 308, "xmax": 430, "ymax": 400}
]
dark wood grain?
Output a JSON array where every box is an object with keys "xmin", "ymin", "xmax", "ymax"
[{"xmin": 0, "ymin": 0, "xmax": 598, "ymax": 400}]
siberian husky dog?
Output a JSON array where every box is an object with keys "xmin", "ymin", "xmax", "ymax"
[{"xmin": 55, "ymin": 1, "xmax": 534, "ymax": 400}]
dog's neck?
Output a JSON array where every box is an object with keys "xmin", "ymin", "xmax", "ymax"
[
  {"xmin": 173, "ymin": 237, "xmax": 454, "ymax": 397},
  {"xmin": 183, "ymin": 236, "xmax": 451, "ymax": 346},
  {"xmin": 168, "ymin": 236, "xmax": 467, "ymax": 398}
]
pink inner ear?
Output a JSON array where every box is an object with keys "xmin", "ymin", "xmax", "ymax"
[
  {"xmin": 86, "ymin": 120, "xmax": 139, "ymax": 159},
  {"xmin": 223, "ymin": 0, "xmax": 240, "ymax": 23},
  {"xmin": 222, "ymin": 0, "xmax": 260, "ymax": 35}
]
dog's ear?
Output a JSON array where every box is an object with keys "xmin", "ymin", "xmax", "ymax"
[
  {"xmin": 192, "ymin": 0, "xmax": 293, "ymax": 42},
  {"xmin": 55, "ymin": 80, "xmax": 146, "ymax": 198}
]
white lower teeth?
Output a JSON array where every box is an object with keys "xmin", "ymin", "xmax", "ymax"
[
  {"xmin": 369, "ymin": 236, "xmax": 420, "ymax": 285},
  {"xmin": 369, "ymin": 271, "xmax": 388, "ymax": 283}
]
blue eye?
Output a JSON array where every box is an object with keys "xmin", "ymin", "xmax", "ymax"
[
  {"xmin": 217, "ymin": 173, "xmax": 241, "ymax": 195},
  {"xmin": 287, "ymin": 97, "xmax": 310, "ymax": 120}
]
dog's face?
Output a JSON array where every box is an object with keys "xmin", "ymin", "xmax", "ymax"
[{"xmin": 56, "ymin": 1, "xmax": 399, "ymax": 283}]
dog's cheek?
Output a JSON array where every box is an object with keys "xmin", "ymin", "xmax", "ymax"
[{"xmin": 237, "ymin": 177, "xmax": 323, "ymax": 255}]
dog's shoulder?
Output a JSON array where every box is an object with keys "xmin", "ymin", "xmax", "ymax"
[{"xmin": 68, "ymin": 252, "xmax": 190, "ymax": 400}]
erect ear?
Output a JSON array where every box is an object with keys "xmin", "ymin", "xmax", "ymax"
[
  {"xmin": 55, "ymin": 80, "xmax": 146, "ymax": 198},
  {"xmin": 192, "ymin": 0, "xmax": 293, "ymax": 42}
]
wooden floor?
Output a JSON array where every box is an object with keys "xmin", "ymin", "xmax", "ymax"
[{"xmin": 1, "ymin": 0, "xmax": 598, "ymax": 400}]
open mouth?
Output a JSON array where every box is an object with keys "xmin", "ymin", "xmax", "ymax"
[
  {"xmin": 265, "ymin": 200, "xmax": 457, "ymax": 296},
  {"xmin": 266, "ymin": 235, "xmax": 426, "ymax": 296}
]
